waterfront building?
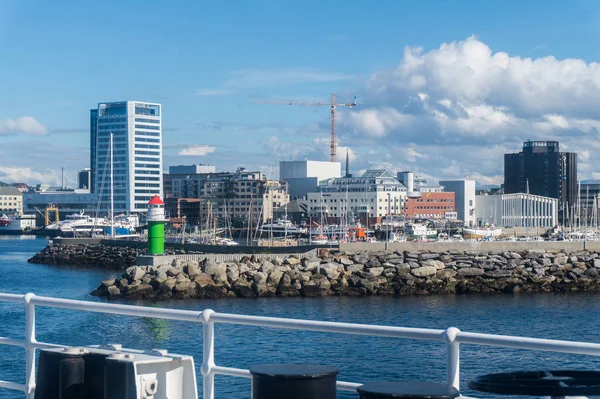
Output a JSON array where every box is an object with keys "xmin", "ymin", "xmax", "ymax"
[
  {"xmin": 22, "ymin": 189, "xmax": 97, "ymax": 224},
  {"xmin": 307, "ymin": 169, "xmax": 407, "ymax": 225},
  {"xmin": 280, "ymin": 160, "xmax": 342, "ymax": 199},
  {"xmin": 439, "ymin": 180, "xmax": 476, "ymax": 227},
  {"xmin": 167, "ymin": 168, "xmax": 289, "ymax": 227},
  {"xmin": 398, "ymin": 172, "xmax": 455, "ymax": 219},
  {"xmin": 504, "ymin": 141, "xmax": 577, "ymax": 211},
  {"xmin": 78, "ymin": 168, "xmax": 91, "ymax": 190},
  {"xmin": 0, "ymin": 187, "xmax": 23, "ymax": 214},
  {"xmin": 405, "ymin": 192, "xmax": 455, "ymax": 219},
  {"xmin": 90, "ymin": 101, "xmax": 163, "ymax": 213},
  {"xmin": 476, "ymin": 193, "xmax": 558, "ymax": 228}
]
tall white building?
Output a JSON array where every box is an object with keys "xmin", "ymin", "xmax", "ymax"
[
  {"xmin": 280, "ymin": 160, "xmax": 341, "ymax": 198},
  {"xmin": 91, "ymin": 101, "xmax": 163, "ymax": 213},
  {"xmin": 439, "ymin": 180, "xmax": 476, "ymax": 227}
]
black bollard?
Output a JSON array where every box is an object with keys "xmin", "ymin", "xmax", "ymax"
[
  {"xmin": 357, "ymin": 381, "xmax": 460, "ymax": 399},
  {"xmin": 250, "ymin": 364, "xmax": 339, "ymax": 399},
  {"xmin": 35, "ymin": 348, "xmax": 86, "ymax": 399},
  {"xmin": 58, "ymin": 357, "xmax": 85, "ymax": 399}
]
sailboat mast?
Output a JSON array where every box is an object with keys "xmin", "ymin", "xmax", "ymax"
[{"xmin": 110, "ymin": 132, "xmax": 114, "ymax": 239}]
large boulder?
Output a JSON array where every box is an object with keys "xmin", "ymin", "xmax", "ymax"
[
  {"xmin": 203, "ymin": 260, "xmax": 226, "ymax": 276},
  {"xmin": 457, "ymin": 268, "xmax": 485, "ymax": 277},
  {"xmin": 411, "ymin": 266, "xmax": 437, "ymax": 277},
  {"xmin": 126, "ymin": 266, "xmax": 146, "ymax": 281},
  {"xmin": 319, "ymin": 263, "xmax": 341, "ymax": 280}
]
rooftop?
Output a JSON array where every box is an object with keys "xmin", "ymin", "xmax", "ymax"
[{"xmin": 0, "ymin": 187, "xmax": 22, "ymax": 195}]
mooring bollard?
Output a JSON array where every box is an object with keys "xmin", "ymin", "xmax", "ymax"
[{"xmin": 250, "ymin": 364, "xmax": 339, "ymax": 399}]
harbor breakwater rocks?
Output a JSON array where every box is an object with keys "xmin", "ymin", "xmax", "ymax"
[
  {"xmin": 92, "ymin": 248, "xmax": 600, "ymax": 299},
  {"xmin": 28, "ymin": 243, "xmax": 197, "ymax": 269}
]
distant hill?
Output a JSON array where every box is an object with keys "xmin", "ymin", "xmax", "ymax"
[{"xmin": 0, "ymin": 181, "xmax": 9, "ymax": 187}]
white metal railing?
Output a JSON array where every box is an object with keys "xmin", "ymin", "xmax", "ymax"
[{"xmin": 2, "ymin": 293, "xmax": 600, "ymax": 398}]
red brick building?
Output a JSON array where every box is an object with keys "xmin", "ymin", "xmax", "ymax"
[{"xmin": 405, "ymin": 192, "xmax": 455, "ymax": 218}]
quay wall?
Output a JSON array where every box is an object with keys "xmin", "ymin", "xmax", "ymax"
[
  {"xmin": 92, "ymin": 247, "xmax": 600, "ymax": 300},
  {"xmin": 340, "ymin": 241, "xmax": 600, "ymax": 252}
]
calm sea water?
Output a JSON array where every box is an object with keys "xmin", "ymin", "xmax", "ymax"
[{"xmin": 1, "ymin": 236, "xmax": 600, "ymax": 398}]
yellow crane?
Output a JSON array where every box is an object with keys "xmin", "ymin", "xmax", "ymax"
[{"xmin": 251, "ymin": 92, "xmax": 357, "ymax": 162}]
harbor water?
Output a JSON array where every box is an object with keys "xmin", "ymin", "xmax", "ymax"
[{"xmin": 1, "ymin": 236, "xmax": 600, "ymax": 398}]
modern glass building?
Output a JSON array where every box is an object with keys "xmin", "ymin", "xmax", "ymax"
[
  {"xmin": 504, "ymin": 141, "xmax": 577, "ymax": 213},
  {"xmin": 90, "ymin": 101, "xmax": 163, "ymax": 214}
]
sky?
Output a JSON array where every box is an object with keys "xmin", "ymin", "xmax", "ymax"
[{"xmin": 2, "ymin": 0, "xmax": 600, "ymax": 187}]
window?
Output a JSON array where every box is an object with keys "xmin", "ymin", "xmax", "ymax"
[
  {"xmin": 135, "ymin": 163, "xmax": 160, "ymax": 168},
  {"xmin": 135, "ymin": 124, "xmax": 160, "ymax": 130},
  {"xmin": 135, "ymin": 118, "xmax": 160, "ymax": 124}
]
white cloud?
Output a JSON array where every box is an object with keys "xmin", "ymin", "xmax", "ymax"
[
  {"xmin": 339, "ymin": 36, "xmax": 600, "ymax": 184},
  {"xmin": 0, "ymin": 116, "xmax": 48, "ymax": 136},
  {"xmin": 0, "ymin": 166, "xmax": 59, "ymax": 185},
  {"xmin": 178, "ymin": 145, "xmax": 216, "ymax": 156}
]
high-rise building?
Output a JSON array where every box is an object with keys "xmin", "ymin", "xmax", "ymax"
[
  {"xmin": 90, "ymin": 101, "xmax": 163, "ymax": 213},
  {"xmin": 504, "ymin": 141, "xmax": 577, "ymax": 210},
  {"xmin": 77, "ymin": 168, "xmax": 91, "ymax": 190}
]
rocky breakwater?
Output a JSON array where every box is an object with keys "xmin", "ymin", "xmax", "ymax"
[
  {"xmin": 28, "ymin": 243, "xmax": 144, "ymax": 269},
  {"xmin": 28, "ymin": 243, "xmax": 202, "ymax": 270},
  {"xmin": 92, "ymin": 248, "xmax": 600, "ymax": 299}
]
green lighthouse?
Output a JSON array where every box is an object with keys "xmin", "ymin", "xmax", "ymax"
[{"xmin": 147, "ymin": 195, "xmax": 165, "ymax": 255}]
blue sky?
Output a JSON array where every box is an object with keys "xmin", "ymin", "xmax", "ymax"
[{"xmin": 2, "ymin": 0, "xmax": 600, "ymax": 186}]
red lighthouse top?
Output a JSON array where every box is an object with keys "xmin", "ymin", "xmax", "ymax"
[{"xmin": 148, "ymin": 195, "xmax": 164, "ymax": 205}]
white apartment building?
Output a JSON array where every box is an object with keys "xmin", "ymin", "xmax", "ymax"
[
  {"xmin": 0, "ymin": 187, "xmax": 23, "ymax": 214},
  {"xmin": 307, "ymin": 169, "xmax": 407, "ymax": 222},
  {"xmin": 91, "ymin": 101, "xmax": 163, "ymax": 213}
]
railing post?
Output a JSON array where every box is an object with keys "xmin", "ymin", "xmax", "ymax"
[
  {"xmin": 24, "ymin": 293, "xmax": 36, "ymax": 399},
  {"xmin": 201, "ymin": 309, "xmax": 216, "ymax": 399},
  {"xmin": 444, "ymin": 327, "xmax": 460, "ymax": 391}
]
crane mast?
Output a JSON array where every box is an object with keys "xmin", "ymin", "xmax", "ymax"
[{"xmin": 251, "ymin": 92, "xmax": 357, "ymax": 162}]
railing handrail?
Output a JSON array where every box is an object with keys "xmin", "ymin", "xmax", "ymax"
[{"xmin": 1, "ymin": 292, "xmax": 599, "ymax": 398}]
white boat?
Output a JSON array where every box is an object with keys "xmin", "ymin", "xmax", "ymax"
[
  {"xmin": 0, "ymin": 213, "xmax": 36, "ymax": 233},
  {"xmin": 258, "ymin": 218, "xmax": 306, "ymax": 236},
  {"xmin": 451, "ymin": 234, "xmax": 464, "ymax": 242},
  {"xmin": 463, "ymin": 226, "xmax": 502, "ymax": 239},
  {"xmin": 406, "ymin": 223, "xmax": 437, "ymax": 239},
  {"xmin": 46, "ymin": 211, "xmax": 139, "ymax": 236}
]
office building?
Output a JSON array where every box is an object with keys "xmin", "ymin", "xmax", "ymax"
[
  {"xmin": 476, "ymin": 193, "xmax": 558, "ymax": 228},
  {"xmin": 78, "ymin": 168, "xmax": 91, "ymax": 190},
  {"xmin": 439, "ymin": 180, "xmax": 476, "ymax": 226},
  {"xmin": 280, "ymin": 160, "xmax": 341, "ymax": 199},
  {"xmin": 504, "ymin": 141, "xmax": 577, "ymax": 210},
  {"xmin": 91, "ymin": 101, "xmax": 163, "ymax": 213},
  {"xmin": 307, "ymin": 169, "xmax": 407, "ymax": 225},
  {"xmin": 0, "ymin": 187, "xmax": 23, "ymax": 214},
  {"xmin": 405, "ymin": 192, "xmax": 455, "ymax": 219}
]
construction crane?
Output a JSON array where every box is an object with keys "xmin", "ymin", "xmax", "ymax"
[{"xmin": 251, "ymin": 93, "xmax": 357, "ymax": 162}]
